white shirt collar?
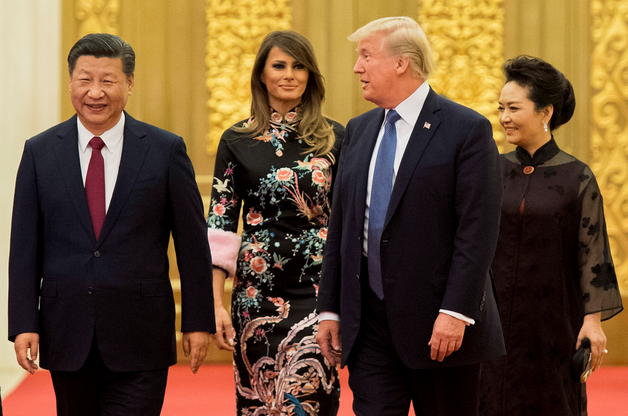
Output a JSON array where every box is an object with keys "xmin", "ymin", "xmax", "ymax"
[
  {"xmin": 77, "ymin": 112, "xmax": 125, "ymax": 154},
  {"xmin": 387, "ymin": 81, "xmax": 430, "ymax": 127}
]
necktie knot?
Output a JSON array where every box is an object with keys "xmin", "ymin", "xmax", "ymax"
[
  {"xmin": 386, "ymin": 109, "xmax": 401, "ymax": 125},
  {"xmin": 90, "ymin": 136, "xmax": 105, "ymax": 151}
]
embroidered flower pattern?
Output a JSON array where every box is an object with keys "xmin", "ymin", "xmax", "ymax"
[{"xmin": 207, "ymin": 109, "xmax": 342, "ymax": 415}]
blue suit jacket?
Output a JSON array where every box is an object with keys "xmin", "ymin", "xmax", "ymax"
[
  {"xmin": 318, "ymin": 88, "xmax": 506, "ymax": 369},
  {"xmin": 8, "ymin": 112, "xmax": 215, "ymax": 372}
]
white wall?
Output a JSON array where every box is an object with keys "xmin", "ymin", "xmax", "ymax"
[{"xmin": 0, "ymin": 0, "xmax": 61, "ymax": 397}]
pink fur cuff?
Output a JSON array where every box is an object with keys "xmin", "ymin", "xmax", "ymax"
[{"xmin": 207, "ymin": 228, "xmax": 241, "ymax": 278}]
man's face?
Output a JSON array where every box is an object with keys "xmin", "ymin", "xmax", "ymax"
[
  {"xmin": 70, "ymin": 55, "xmax": 133, "ymax": 135},
  {"xmin": 353, "ymin": 34, "xmax": 400, "ymax": 108}
]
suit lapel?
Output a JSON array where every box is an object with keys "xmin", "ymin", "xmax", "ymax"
[
  {"xmin": 52, "ymin": 116, "xmax": 98, "ymax": 243},
  {"xmin": 385, "ymin": 89, "xmax": 441, "ymax": 227},
  {"xmin": 353, "ymin": 108, "xmax": 385, "ymax": 226},
  {"xmin": 96, "ymin": 113, "xmax": 149, "ymax": 246}
]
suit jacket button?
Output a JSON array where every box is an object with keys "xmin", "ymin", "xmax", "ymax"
[
  {"xmin": 94, "ymin": 251, "xmax": 100, "ymax": 257},
  {"xmin": 88, "ymin": 287, "xmax": 94, "ymax": 295}
]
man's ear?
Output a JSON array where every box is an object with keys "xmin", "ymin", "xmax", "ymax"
[
  {"xmin": 127, "ymin": 73, "xmax": 135, "ymax": 93},
  {"xmin": 396, "ymin": 55, "xmax": 411, "ymax": 75}
]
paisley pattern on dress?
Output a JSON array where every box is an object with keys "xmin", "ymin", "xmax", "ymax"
[{"xmin": 208, "ymin": 110, "xmax": 344, "ymax": 416}]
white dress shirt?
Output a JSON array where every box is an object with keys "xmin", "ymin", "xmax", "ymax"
[
  {"xmin": 320, "ymin": 83, "xmax": 474, "ymax": 325},
  {"xmin": 362, "ymin": 81, "xmax": 430, "ymax": 255},
  {"xmin": 77, "ymin": 113, "xmax": 125, "ymax": 212}
]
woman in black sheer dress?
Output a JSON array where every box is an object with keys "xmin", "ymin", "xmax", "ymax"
[{"xmin": 479, "ymin": 55, "xmax": 623, "ymax": 415}]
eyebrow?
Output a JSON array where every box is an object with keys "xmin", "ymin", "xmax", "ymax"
[
  {"xmin": 270, "ymin": 59, "xmax": 303, "ymax": 66},
  {"xmin": 76, "ymin": 69, "xmax": 117, "ymax": 76}
]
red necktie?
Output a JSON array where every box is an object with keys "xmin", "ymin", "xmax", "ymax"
[{"xmin": 85, "ymin": 136, "xmax": 106, "ymax": 239}]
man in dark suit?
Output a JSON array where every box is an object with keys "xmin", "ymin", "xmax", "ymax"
[
  {"xmin": 8, "ymin": 33, "xmax": 215, "ymax": 415},
  {"xmin": 316, "ymin": 17, "xmax": 505, "ymax": 415}
]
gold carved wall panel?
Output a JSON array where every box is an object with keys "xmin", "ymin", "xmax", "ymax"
[
  {"xmin": 205, "ymin": 0, "xmax": 291, "ymax": 155},
  {"xmin": 591, "ymin": 0, "xmax": 628, "ymax": 293},
  {"xmin": 418, "ymin": 0, "xmax": 505, "ymax": 151},
  {"xmin": 75, "ymin": 0, "xmax": 119, "ymax": 37}
]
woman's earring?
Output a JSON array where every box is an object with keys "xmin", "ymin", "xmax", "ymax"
[{"xmin": 543, "ymin": 122, "xmax": 548, "ymax": 132}]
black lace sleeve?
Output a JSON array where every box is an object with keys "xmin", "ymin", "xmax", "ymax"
[{"xmin": 578, "ymin": 167, "xmax": 623, "ymax": 320}]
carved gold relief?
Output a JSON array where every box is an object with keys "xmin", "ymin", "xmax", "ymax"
[
  {"xmin": 75, "ymin": 0, "xmax": 119, "ymax": 37},
  {"xmin": 205, "ymin": 0, "xmax": 291, "ymax": 155},
  {"xmin": 418, "ymin": 0, "xmax": 505, "ymax": 151},
  {"xmin": 591, "ymin": 0, "xmax": 628, "ymax": 292}
]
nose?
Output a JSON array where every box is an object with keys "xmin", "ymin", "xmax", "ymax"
[
  {"xmin": 353, "ymin": 58, "xmax": 364, "ymax": 74},
  {"xmin": 87, "ymin": 82, "xmax": 105, "ymax": 98},
  {"xmin": 499, "ymin": 110, "xmax": 510, "ymax": 126},
  {"xmin": 284, "ymin": 67, "xmax": 294, "ymax": 80}
]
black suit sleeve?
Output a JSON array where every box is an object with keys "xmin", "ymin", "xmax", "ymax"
[
  {"xmin": 168, "ymin": 138, "xmax": 216, "ymax": 333},
  {"xmin": 8, "ymin": 140, "xmax": 43, "ymax": 341},
  {"xmin": 441, "ymin": 116, "xmax": 502, "ymax": 317}
]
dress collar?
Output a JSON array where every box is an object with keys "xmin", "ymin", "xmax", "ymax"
[
  {"xmin": 515, "ymin": 137, "xmax": 560, "ymax": 166},
  {"xmin": 269, "ymin": 106, "xmax": 301, "ymax": 133}
]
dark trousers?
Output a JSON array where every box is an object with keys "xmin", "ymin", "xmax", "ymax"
[
  {"xmin": 347, "ymin": 256, "xmax": 481, "ymax": 416},
  {"xmin": 50, "ymin": 339, "xmax": 168, "ymax": 416}
]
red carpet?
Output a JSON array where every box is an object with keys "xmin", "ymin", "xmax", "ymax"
[{"xmin": 3, "ymin": 365, "xmax": 627, "ymax": 415}]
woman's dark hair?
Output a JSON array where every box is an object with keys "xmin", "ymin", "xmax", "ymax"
[
  {"xmin": 68, "ymin": 33, "xmax": 135, "ymax": 77},
  {"xmin": 503, "ymin": 55, "xmax": 575, "ymax": 131}
]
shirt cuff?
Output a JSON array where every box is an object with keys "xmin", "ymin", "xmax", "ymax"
[
  {"xmin": 318, "ymin": 312, "xmax": 340, "ymax": 322},
  {"xmin": 440, "ymin": 309, "xmax": 475, "ymax": 325}
]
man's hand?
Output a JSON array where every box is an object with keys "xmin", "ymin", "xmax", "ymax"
[
  {"xmin": 211, "ymin": 306, "xmax": 236, "ymax": 352},
  {"xmin": 316, "ymin": 320, "xmax": 342, "ymax": 367},
  {"xmin": 14, "ymin": 333, "xmax": 40, "ymax": 374},
  {"xmin": 428, "ymin": 313, "xmax": 468, "ymax": 362},
  {"xmin": 182, "ymin": 331, "xmax": 211, "ymax": 374}
]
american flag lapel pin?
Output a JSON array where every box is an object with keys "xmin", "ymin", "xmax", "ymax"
[{"xmin": 423, "ymin": 122, "xmax": 431, "ymax": 129}]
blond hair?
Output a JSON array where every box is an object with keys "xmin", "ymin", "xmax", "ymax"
[{"xmin": 349, "ymin": 16, "xmax": 436, "ymax": 80}]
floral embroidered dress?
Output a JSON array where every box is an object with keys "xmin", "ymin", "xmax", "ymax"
[
  {"xmin": 207, "ymin": 108, "xmax": 344, "ymax": 416},
  {"xmin": 479, "ymin": 139, "xmax": 623, "ymax": 415}
]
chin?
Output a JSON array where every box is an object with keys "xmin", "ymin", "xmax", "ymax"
[{"xmin": 362, "ymin": 92, "xmax": 380, "ymax": 106}]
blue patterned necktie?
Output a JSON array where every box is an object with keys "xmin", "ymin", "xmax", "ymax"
[{"xmin": 368, "ymin": 109, "xmax": 401, "ymax": 300}]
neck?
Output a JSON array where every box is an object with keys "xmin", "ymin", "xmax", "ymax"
[
  {"xmin": 270, "ymin": 101, "xmax": 300, "ymax": 116},
  {"xmin": 377, "ymin": 77, "xmax": 424, "ymax": 109}
]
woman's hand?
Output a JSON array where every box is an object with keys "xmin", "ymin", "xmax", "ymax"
[
  {"xmin": 212, "ymin": 305, "xmax": 236, "ymax": 351},
  {"xmin": 210, "ymin": 267, "xmax": 236, "ymax": 351},
  {"xmin": 576, "ymin": 312, "xmax": 607, "ymax": 372}
]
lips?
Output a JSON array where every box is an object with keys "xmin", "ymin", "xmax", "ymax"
[{"xmin": 86, "ymin": 104, "xmax": 107, "ymax": 110}]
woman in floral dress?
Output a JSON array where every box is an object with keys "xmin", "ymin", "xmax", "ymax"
[{"xmin": 207, "ymin": 31, "xmax": 344, "ymax": 415}]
